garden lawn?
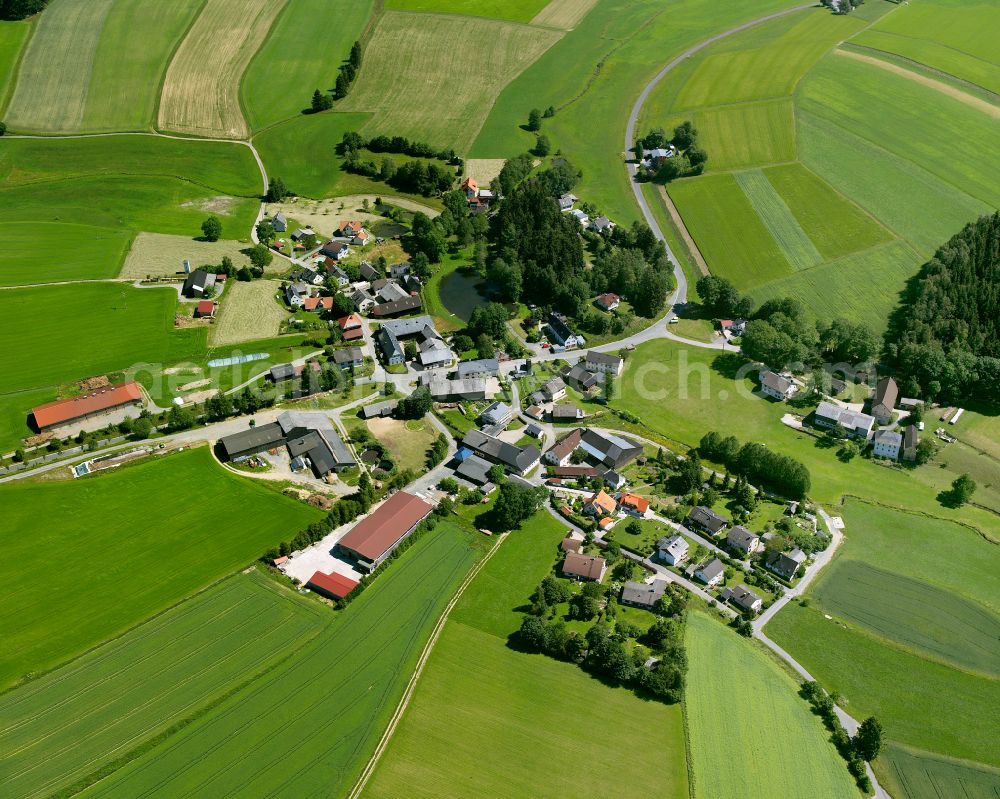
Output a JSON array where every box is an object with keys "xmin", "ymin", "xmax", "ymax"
[
  {"xmin": 158, "ymin": 0, "xmax": 288, "ymax": 139},
  {"xmin": 0, "ymin": 222, "xmax": 131, "ymax": 286},
  {"xmin": 78, "ymin": 521, "xmax": 486, "ymax": 798},
  {"xmin": 0, "ymin": 571, "xmax": 325, "ymax": 799},
  {"xmin": 339, "ymin": 11, "xmax": 561, "ymax": 153},
  {"xmin": 363, "ymin": 417, "xmax": 438, "ymax": 473},
  {"xmin": 669, "ymin": 172, "xmax": 791, "ymax": 290},
  {"xmin": 241, "ymin": 0, "xmax": 373, "ymax": 132},
  {"xmin": 0, "ymin": 19, "xmax": 31, "ymax": 116},
  {"xmin": 765, "ymin": 602, "xmax": 1000, "ymax": 767},
  {"xmin": 686, "ymin": 611, "xmax": 855, "ymax": 798},
  {"xmin": 363, "ymin": 509, "xmax": 689, "ymax": 798},
  {"xmin": 0, "ymin": 447, "xmax": 323, "ymax": 690},
  {"xmin": 383, "ymin": 0, "xmax": 547, "ymax": 22},
  {"xmin": 851, "ymin": 0, "xmax": 1000, "ymax": 94},
  {"xmin": 878, "ymin": 743, "xmax": 1000, "ymax": 799},
  {"xmin": 746, "ymin": 240, "xmax": 917, "ymax": 334},
  {"xmin": 81, "ymin": 0, "xmax": 204, "ymax": 132}
]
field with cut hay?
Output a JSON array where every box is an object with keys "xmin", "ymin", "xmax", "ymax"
[
  {"xmin": 530, "ymin": 0, "xmax": 599, "ymax": 30},
  {"xmin": 339, "ymin": 11, "xmax": 561, "ymax": 152},
  {"xmin": 158, "ymin": 0, "xmax": 287, "ymax": 138},
  {"xmin": 210, "ymin": 279, "xmax": 288, "ymax": 346},
  {"xmin": 119, "ymin": 232, "xmax": 250, "ymax": 280}
]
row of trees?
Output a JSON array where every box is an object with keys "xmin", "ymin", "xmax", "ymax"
[
  {"xmin": 308, "ymin": 41, "xmax": 362, "ymax": 112},
  {"xmin": 801, "ymin": 681, "xmax": 878, "ymax": 793},
  {"xmin": 886, "ymin": 212, "xmax": 1000, "ymax": 402},
  {"xmin": 699, "ymin": 430, "xmax": 812, "ymax": 499}
]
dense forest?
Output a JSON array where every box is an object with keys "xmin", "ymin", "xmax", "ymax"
[
  {"xmin": 886, "ymin": 212, "xmax": 1000, "ymax": 401},
  {"xmin": 0, "ymin": 0, "xmax": 46, "ymax": 20}
]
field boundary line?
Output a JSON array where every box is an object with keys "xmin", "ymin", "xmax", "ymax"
[
  {"xmin": 345, "ymin": 531, "xmax": 508, "ymax": 799},
  {"xmin": 835, "ymin": 48, "xmax": 1000, "ymax": 120},
  {"xmin": 656, "ymin": 184, "xmax": 708, "ymax": 276},
  {"xmin": 839, "ymin": 494, "xmax": 998, "ymax": 546}
]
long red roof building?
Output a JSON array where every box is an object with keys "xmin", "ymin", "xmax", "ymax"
[
  {"xmin": 337, "ymin": 491, "xmax": 433, "ymax": 571},
  {"xmin": 32, "ymin": 381, "xmax": 143, "ymax": 431},
  {"xmin": 306, "ymin": 571, "xmax": 358, "ymax": 600}
]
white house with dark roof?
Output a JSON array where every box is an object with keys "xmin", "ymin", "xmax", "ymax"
[
  {"xmin": 585, "ymin": 350, "xmax": 624, "ymax": 377},
  {"xmin": 873, "ymin": 429, "xmax": 902, "ymax": 460},
  {"xmin": 814, "ymin": 402, "xmax": 876, "ymax": 440},
  {"xmin": 694, "ymin": 558, "xmax": 725, "ymax": 587},
  {"xmin": 657, "ymin": 534, "xmax": 689, "ymax": 566},
  {"xmin": 720, "ymin": 584, "xmax": 762, "ymax": 614},
  {"xmin": 727, "ymin": 525, "xmax": 764, "ymax": 555},
  {"xmin": 759, "ymin": 370, "xmax": 796, "ymax": 400}
]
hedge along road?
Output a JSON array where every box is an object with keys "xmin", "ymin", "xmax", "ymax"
[{"xmin": 623, "ymin": 2, "xmax": 816, "ymax": 308}]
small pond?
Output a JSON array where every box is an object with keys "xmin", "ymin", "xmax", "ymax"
[{"xmin": 439, "ymin": 269, "xmax": 487, "ymax": 323}]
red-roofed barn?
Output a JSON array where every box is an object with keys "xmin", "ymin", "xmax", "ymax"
[
  {"xmin": 32, "ymin": 382, "xmax": 143, "ymax": 432},
  {"xmin": 337, "ymin": 491, "xmax": 433, "ymax": 572},
  {"xmin": 306, "ymin": 570, "xmax": 358, "ymax": 600}
]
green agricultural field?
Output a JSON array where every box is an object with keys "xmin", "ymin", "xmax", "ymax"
[
  {"xmin": 672, "ymin": 100, "xmax": 796, "ymax": 172},
  {"xmin": 880, "ymin": 743, "xmax": 1000, "ymax": 799},
  {"xmin": 0, "ymin": 572, "xmax": 325, "ymax": 799},
  {"xmin": 363, "ymin": 509, "xmax": 690, "ymax": 798},
  {"xmin": 241, "ymin": 0, "xmax": 373, "ymax": 132},
  {"xmin": 0, "ymin": 222, "xmax": 131, "ymax": 286},
  {"xmin": 339, "ymin": 11, "xmax": 561, "ymax": 153},
  {"xmin": 812, "ymin": 559, "xmax": 1000, "ymax": 676},
  {"xmin": 734, "ymin": 169, "xmax": 823, "ymax": 271},
  {"xmin": 799, "ymin": 55, "xmax": 1000, "ymax": 211},
  {"xmin": 383, "ymin": 0, "xmax": 547, "ymax": 22},
  {"xmin": 612, "ymin": 338, "xmax": 1000, "ymax": 541},
  {"xmin": 851, "ymin": 0, "xmax": 1000, "ymax": 94},
  {"xmin": 746, "ymin": 240, "xmax": 917, "ymax": 333},
  {"xmin": 0, "ymin": 447, "xmax": 323, "ymax": 690},
  {"xmin": 763, "ymin": 162, "xmax": 892, "ymax": 259},
  {"xmin": 669, "ymin": 173, "xmax": 791, "ymax": 289},
  {"xmin": 3, "ymin": 0, "xmax": 114, "ymax": 132},
  {"xmin": 796, "ymin": 111, "xmax": 991, "ymax": 257},
  {"xmin": 363, "ymin": 623, "xmax": 690, "ymax": 799},
  {"xmin": 252, "ymin": 111, "xmax": 385, "ymax": 200},
  {"xmin": 78, "ymin": 521, "xmax": 486, "ymax": 798},
  {"xmin": 765, "ymin": 603, "xmax": 1000, "ymax": 767},
  {"xmin": 686, "ymin": 612, "xmax": 856, "ymax": 798},
  {"xmin": 0, "ymin": 19, "xmax": 31, "ymax": 115}
]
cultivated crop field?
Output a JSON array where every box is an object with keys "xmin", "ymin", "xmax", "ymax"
[
  {"xmin": 881, "ymin": 743, "xmax": 1000, "ymax": 799},
  {"xmin": 530, "ymin": 0, "xmax": 599, "ymax": 29},
  {"xmin": 766, "ymin": 603, "xmax": 1000, "ymax": 769},
  {"xmin": 0, "ymin": 19, "xmax": 31, "ymax": 114},
  {"xmin": 0, "ymin": 572, "xmax": 325, "ymax": 799},
  {"xmin": 119, "ymin": 232, "xmax": 249, "ymax": 280},
  {"xmin": 241, "ymin": 0, "xmax": 373, "ymax": 132},
  {"xmin": 79, "ymin": 522, "xmax": 486, "ymax": 798},
  {"xmin": 687, "ymin": 613, "xmax": 855, "ymax": 797},
  {"xmin": 4, "ymin": 0, "xmax": 203, "ymax": 133},
  {"xmin": 0, "ymin": 222, "xmax": 131, "ymax": 286},
  {"xmin": 158, "ymin": 0, "xmax": 287, "ymax": 139},
  {"xmin": 383, "ymin": 0, "xmax": 547, "ymax": 22},
  {"xmin": 850, "ymin": 0, "xmax": 1000, "ymax": 95},
  {"xmin": 339, "ymin": 11, "xmax": 561, "ymax": 153},
  {"xmin": 364, "ymin": 510, "xmax": 690, "ymax": 798},
  {"xmin": 812, "ymin": 559, "xmax": 1000, "ymax": 676},
  {"xmin": 0, "ymin": 447, "xmax": 323, "ymax": 690},
  {"xmin": 209, "ymin": 279, "xmax": 288, "ymax": 346},
  {"xmin": 734, "ymin": 169, "xmax": 823, "ymax": 271}
]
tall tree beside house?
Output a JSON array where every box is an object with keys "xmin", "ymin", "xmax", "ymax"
[
  {"xmin": 265, "ymin": 177, "xmax": 289, "ymax": 202},
  {"xmin": 255, "ymin": 219, "xmax": 275, "ymax": 245}
]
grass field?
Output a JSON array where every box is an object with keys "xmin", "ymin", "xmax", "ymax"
[
  {"xmin": 880, "ymin": 743, "xmax": 1000, "ymax": 799},
  {"xmin": 339, "ymin": 11, "xmax": 561, "ymax": 153},
  {"xmin": 209, "ymin": 279, "xmax": 288, "ymax": 346},
  {"xmin": 531, "ymin": 0, "xmax": 599, "ymax": 29},
  {"xmin": 746, "ymin": 240, "xmax": 919, "ymax": 334},
  {"xmin": 383, "ymin": 0, "xmax": 548, "ymax": 22},
  {"xmin": 0, "ymin": 19, "xmax": 31, "ymax": 116},
  {"xmin": 765, "ymin": 602, "xmax": 1000, "ymax": 767},
  {"xmin": 812, "ymin": 559, "xmax": 1000, "ymax": 676},
  {"xmin": 669, "ymin": 173, "xmax": 792, "ymax": 289},
  {"xmin": 0, "ymin": 222, "xmax": 131, "ymax": 286},
  {"xmin": 763, "ymin": 162, "xmax": 892, "ymax": 259},
  {"xmin": 0, "ymin": 571, "xmax": 325, "ymax": 799},
  {"xmin": 241, "ymin": 0, "xmax": 373, "ymax": 132},
  {"xmin": 850, "ymin": 0, "xmax": 1000, "ymax": 95},
  {"xmin": 3, "ymin": 0, "xmax": 114, "ymax": 132},
  {"xmin": 363, "ymin": 417, "xmax": 438, "ymax": 473},
  {"xmin": 735, "ymin": 169, "xmax": 823, "ymax": 271},
  {"xmin": 686, "ymin": 612, "xmax": 856, "ymax": 798},
  {"xmin": 364, "ymin": 510, "xmax": 691, "ymax": 798},
  {"xmin": 119, "ymin": 232, "xmax": 250, "ymax": 280},
  {"xmin": 673, "ymin": 100, "xmax": 796, "ymax": 172},
  {"xmin": 159, "ymin": 0, "xmax": 287, "ymax": 139},
  {"xmin": 0, "ymin": 447, "xmax": 323, "ymax": 690},
  {"xmin": 78, "ymin": 521, "xmax": 486, "ymax": 798}
]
